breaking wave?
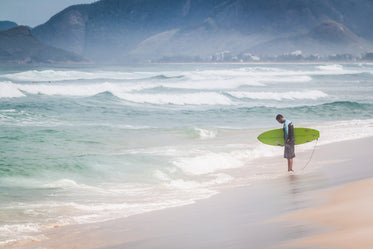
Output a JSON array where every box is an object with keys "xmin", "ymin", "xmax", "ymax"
[
  {"xmin": 228, "ymin": 90, "xmax": 328, "ymax": 100},
  {"xmin": 1, "ymin": 82, "xmax": 329, "ymax": 107},
  {"xmin": 0, "ymin": 81, "xmax": 26, "ymax": 98}
]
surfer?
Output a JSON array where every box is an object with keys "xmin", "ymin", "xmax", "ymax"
[{"xmin": 276, "ymin": 114, "xmax": 295, "ymax": 172}]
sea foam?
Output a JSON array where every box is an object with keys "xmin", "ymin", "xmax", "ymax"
[
  {"xmin": 228, "ymin": 90, "xmax": 328, "ymax": 100},
  {"xmin": 1, "ymin": 82, "xmax": 234, "ymax": 105},
  {"xmin": 115, "ymin": 92, "xmax": 233, "ymax": 105},
  {"xmin": 2, "ymin": 70, "xmax": 155, "ymax": 82},
  {"xmin": 0, "ymin": 81, "xmax": 26, "ymax": 98},
  {"xmin": 317, "ymin": 64, "xmax": 343, "ymax": 71},
  {"xmin": 194, "ymin": 127, "xmax": 217, "ymax": 139},
  {"xmin": 173, "ymin": 152, "xmax": 244, "ymax": 175}
]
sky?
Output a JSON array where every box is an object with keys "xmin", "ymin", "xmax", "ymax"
[{"xmin": 0, "ymin": 0, "xmax": 97, "ymax": 27}]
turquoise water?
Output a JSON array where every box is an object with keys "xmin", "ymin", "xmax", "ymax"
[{"xmin": 1, "ymin": 63, "xmax": 373, "ymax": 244}]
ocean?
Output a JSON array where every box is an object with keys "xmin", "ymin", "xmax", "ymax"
[{"xmin": 1, "ymin": 63, "xmax": 373, "ymax": 245}]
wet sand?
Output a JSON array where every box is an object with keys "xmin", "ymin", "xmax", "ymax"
[{"xmin": 10, "ymin": 137, "xmax": 373, "ymax": 249}]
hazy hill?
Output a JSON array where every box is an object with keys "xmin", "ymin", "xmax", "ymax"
[
  {"xmin": 0, "ymin": 21, "xmax": 17, "ymax": 31},
  {"xmin": 32, "ymin": 0, "xmax": 373, "ymax": 62},
  {"xmin": 248, "ymin": 20, "xmax": 373, "ymax": 56},
  {"xmin": 0, "ymin": 26, "xmax": 88, "ymax": 64}
]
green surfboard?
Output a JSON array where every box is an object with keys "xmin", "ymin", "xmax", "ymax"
[{"xmin": 257, "ymin": 127, "xmax": 320, "ymax": 146}]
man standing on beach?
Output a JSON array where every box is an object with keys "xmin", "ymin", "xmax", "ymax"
[{"xmin": 276, "ymin": 114, "xmax": 295, "ymax": 172}]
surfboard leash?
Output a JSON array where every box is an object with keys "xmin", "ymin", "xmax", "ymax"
[{"xmin": 301, "ymin": 138, "xmax": 319, "ymax": 171}]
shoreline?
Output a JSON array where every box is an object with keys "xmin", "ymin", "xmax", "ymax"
[{"xmin": 5, "ymin": 136, "xmax": 373, "ymax": 249}]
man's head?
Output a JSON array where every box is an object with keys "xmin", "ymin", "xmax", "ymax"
[{"xmin": 276, "ymin": 114, "xmax": 285, "ymax": 124}]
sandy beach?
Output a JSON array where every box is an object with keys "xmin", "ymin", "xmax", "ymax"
[
  {"xmin": 6, "ymin": 137, "xmax": 373, "ymax": 249},
  {"xmin": 287, "ymin": 178, "xmax": 373, "ymax": 249}
]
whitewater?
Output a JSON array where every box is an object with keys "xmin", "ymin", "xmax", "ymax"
[{"xmin": 1, "ymin": 63, "xmax": 373, "ymax": 245}]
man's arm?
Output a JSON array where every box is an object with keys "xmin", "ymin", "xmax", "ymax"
[{"xmin": 284, "ymin": 121, "xmax": 289, "ymax": 142}]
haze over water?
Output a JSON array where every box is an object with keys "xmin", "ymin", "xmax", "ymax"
[{"xmin": 1, "ymin": 63, "xmax": 373, "ymax": 245}]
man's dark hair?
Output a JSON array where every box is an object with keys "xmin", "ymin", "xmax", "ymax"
[{"xmin": 276, "ymin": 114, "xmax": 284, "ymax": 121}]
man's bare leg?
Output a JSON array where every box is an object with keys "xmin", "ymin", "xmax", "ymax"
[{"xmin": 288, "ymin": 158, "xmax": 293, "ymax": 172}]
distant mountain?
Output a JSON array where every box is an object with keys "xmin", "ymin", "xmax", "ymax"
[
  {"xmin": 32, "ymin": 0, "xmax": 373, "ymax": 62},
  {"xmin": 249, "ymin": 20, "xmax": 373, "ymax": 56},
  {"xmin": 0, "ymin": 21, "xmax": 17, "ymax": 31},
  {"xmin": 0, "ymin": 26, "xmax": 88, "ymax": 64}
]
